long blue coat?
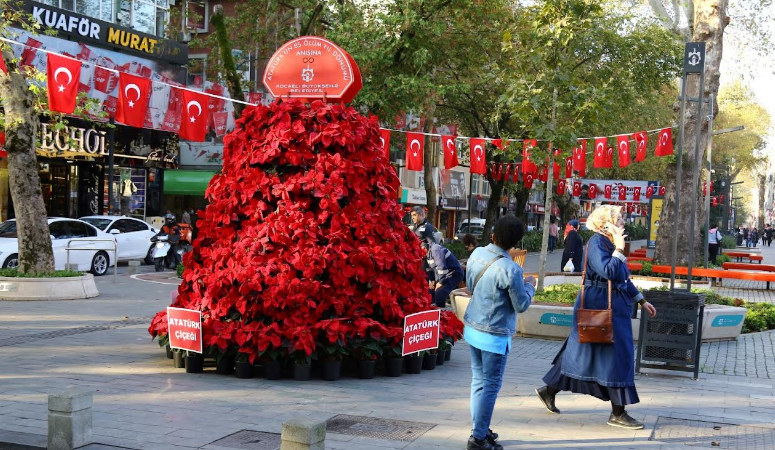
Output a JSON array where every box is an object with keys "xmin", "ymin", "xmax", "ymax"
[{"xmin": 559, "ymin": 233, "xmax": 644, "ymax": 388}]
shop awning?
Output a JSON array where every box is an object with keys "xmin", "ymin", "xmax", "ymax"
[{"xmin": 163, "ymin": 170, "xmax": 217, "ymax": 196}]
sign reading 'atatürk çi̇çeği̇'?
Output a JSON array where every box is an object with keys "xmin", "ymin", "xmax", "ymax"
[{"xmin": 262, "ymin": 36, "xmax": 362, "ymax": 103}]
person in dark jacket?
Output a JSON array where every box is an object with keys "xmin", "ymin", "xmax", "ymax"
[
  {"xmin": 409, "ymin": 206, "xmax": 438, "ymax": 246},
  {"xmin": 536, "ymin": 205, "xmax": 657, "ymax": 430},
  {"xmin": 560, "ymin": 220, "xmax": 583, "ymax": 273},
  {"xmin": 422, "ymin": 239, "xmax": 465, "ymax": 307}
]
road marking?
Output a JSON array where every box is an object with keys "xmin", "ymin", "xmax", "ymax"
[{"xmin": 130, "ymin": 274, "xmax": 181, "ymax": 285}]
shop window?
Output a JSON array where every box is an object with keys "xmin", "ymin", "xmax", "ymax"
[{"xmin": 187, "ymin": 56, "xmax": 206, "ymax": 87}]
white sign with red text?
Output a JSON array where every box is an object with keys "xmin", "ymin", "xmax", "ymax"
[
  {"xmin": 167, "ymin": 307, "xmax": 202, "ymax": 353},
  {"xmin": 402, "ymin": 310, "xmax": 440, "ymax": 356}
]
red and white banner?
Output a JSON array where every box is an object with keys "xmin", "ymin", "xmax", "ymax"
[
  {"xmin": 379, "ymin": 128, "xmax": 392, "ymax": 160},
  {"xmin": 522, "ymin": 140, "xmax": 537, "ymax": 174},
  {"xmin": 47, "ymin": 53, "xmax": 81, "ymax": 114},
  {"xmin": 604, "ymin": 184, "xmax": 612, "ymax": 199},
  {"xmin": 565, "ymin": 156, "xmax": 573, "ymax": 178},
  {"xmin": 633, "ymin": 131, "xmax": 648, "ymax": 162},
  {"xmin": 617, "ymin": 135, "xmax": 631, "ymax": 168},
  {"xmin": 470, "ymin": 138, "xmax": 487, "ymax": 174},
  {"xmin": 573, "ymin": 181, "xmax": 582, "ymax": 197},
  {"xmin": 593, "ymin": 137, "xmax": 609, "ymax": 169},
  {"xmin": 442, "ymin": 135, "xmax": 459, "ymax": 169},
  {"xmin": 179, "ymin": 89, "xmax": 209, "ymax": 142},
  {"xmin": 406, "ymin": 132, "xmax": 425, "ymax": 171},
  {"xmin": 167, "ymin": 307, "xmax": 203, "ymax": 353},
  {"xmin": 659, "ymin": 185, "xmax": 666, "ymax": 196},
  {"xmin": 402, "ymin": 310, "xmax": 440, "ymax": 356},
  {"xmin": 116, "ymin": 72, "xmax": 151, "ymax": 128},
  {"xmin": 557, "ymin": 179, "xmax": 567, "ymax": 195},
  {"xmin": 574, "ymin": 140, "xmax": 587, "ymax": 176},
  {"xmin": 655, "ymin": 128, "xmax": 674, "ymax": 156},
  {"xmin": 588, "ymin": 183, "xmax": 597, "ymax": 199},
  {"xmin": 633, "ymin": 186, "xmax": 642, "ymax": 201},
  {"xmin": 524, "ymin": 171, "xmax": 535, "ymax": 189}
]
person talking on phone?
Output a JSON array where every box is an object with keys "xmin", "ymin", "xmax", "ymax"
[{"xmin": 535, "ymin": 205, "xmax": 657, "ymax": 430}]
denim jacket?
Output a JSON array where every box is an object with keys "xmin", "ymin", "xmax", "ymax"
[{"xmin": 463, "ymin": 244, "xmax": 535, "ymax": 336}]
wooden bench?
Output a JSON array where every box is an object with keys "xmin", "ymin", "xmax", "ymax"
[
  {"xmin": 627, "ymin": 262, "xmax": 775, "ymax": 289},
  {"xmin": 629, "ymin": 256, "xmax": 653, "ymax": 262},
  {"xmin": 724, "ymin": 251, "xmax": 764, "ymax": 264}
]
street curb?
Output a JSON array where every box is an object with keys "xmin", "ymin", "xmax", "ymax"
[{"xmin": 0, "ymin": 430, "xmax": 46, "ymax": 450}]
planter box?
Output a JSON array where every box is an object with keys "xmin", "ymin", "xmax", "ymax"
[
  {"xmin": 451, "ymin": 289, "xmax": 746, "ymax": 342},
  {"xmin": 0, "ymin": 274, "xmax": 99, "ymax": 301},
  {"xmin": 630, "ymin": 276, "xmax": 712, "ymax": 291}
]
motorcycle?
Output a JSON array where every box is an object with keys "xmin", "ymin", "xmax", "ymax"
[{"xmin": 150, "ymin": 234, "xmax": 184, "ymax": 272}]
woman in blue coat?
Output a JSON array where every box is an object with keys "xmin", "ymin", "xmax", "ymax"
[{"xmin": 535, "ymin": 205, "xmax": 657, "ymax": 430}]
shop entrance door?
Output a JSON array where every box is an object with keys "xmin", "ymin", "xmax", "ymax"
[{"xmin": 46, "ymin": 165, "xmax": 69, "ymax": 217}]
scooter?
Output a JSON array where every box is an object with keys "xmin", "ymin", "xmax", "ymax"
[{"xmin": 150, "ymin": 235, "xmax": 184, "ymax": 272}]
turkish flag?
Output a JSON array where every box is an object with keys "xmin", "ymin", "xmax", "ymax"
[
  {"xmin": 565, "ymin": 157, "xmax": 573, "ymax": 178},
  {"xmin": 470, "ymin": 138, "xmax": 487, "ymax": 174},
  {"xmin": 618, "ymin": 185, "xmax": 627, "ymax": 200},
  {"xmin": 593, "ymin": 137, "xmax": 609, "ymax": 168},
  {"xmin": 405, "ymin": 132, "xmax": 424, "ymax": 171},
  {"xmin": 179, "ymin": 89, "xmax": 209, "ymax": 142},
  {"xmin": 606, "ymin": 145, "xmax": 615, "ymax": 168},
  {"xmin": 116, "ymin": 72, "xmax": 151, "ymax": 128},
  {"xmin": 557, "ymin": 179, "xmax": 567, "ymax": 195},
  {"xmin": 627, "ymin": 203, "xmax": 635, "ymax": 214},
  {"xmin": 504, "ymin": 163, "xmax": 512, "ymax": 182},
  {"xmin": 379, "ymin": 128, "xmax": 391, "ymax": 160},
  {"xmin": 633, "ymin": 131, "xmax": 648, "ymax": 162},
  {"xmin": 646, "ymin": 186, "xmax": 654, "ymax": 199},
  {"xmin": 524, "ymin": 172, "xmax": 535, "ymax": 189},
  {"xmin": 655, "ymin": 128, "xmax": 674, "ymax": 156},
  {"xmin": 492, "ymin": 139, "xmax": 507, "ymax": 151},
  {"xmin": 604, "ymin": 185, "xmax": 612, "ymax": 199},
  {"xmin": 573, "ymin": 181, "xmax": 582, "ymax": 197},
  {"xmin": 659, "ymin": 185, "xmax": 666, "ymax": 196},
  {"xmin": 719, "ymin": 195, "xmax": 725, "ymax": 203},
  {"xmin": 617, "ymin": 135, "xmax": 631, "ymax": 168},
  {"xmin": 633, "ymin": 186, "xmax": 641, "ymax": 201},
  {"xmin": 573, "ymin": 140, "xmax": 587, "ymax": 176},
  {"xmin": 442, "ymin": 135, "xmax": 458, "ymax": 169},
  {"xmin": 522, "ymin": 140, "xmax": 537, "ymax": 174},
  {"xmin": 47, "ymin": 53, "xmax": 81, "ymax": 114},
  {"xmin": 553, "ymin": 148, "xmax": 561, "ymax": 179},
  {"xmin": 712, "ymin": 196, "xmax": 718, "ymax": 207},
  {"xmin": 512, "ymin": 164, "xmax": 520, "ymax": 182},
  {"xmin": 589, "ymin": 183, "xmax": 597, "ymax": 199},
  {"xmin": 538, "ymin": 165, "xmax": 548, "ymax": 182}
]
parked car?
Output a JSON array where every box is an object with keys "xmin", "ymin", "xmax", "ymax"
[
  {"xmin": 80, "ymin": 215, "xmax": 157, "ymax": 264},
  {"xmin": 0, "ymin": 218, "xmax": 116, "ymax": 275},
  {"xmin": 454, "ymin": 225, "xmax": 484, "ymax": 241}
]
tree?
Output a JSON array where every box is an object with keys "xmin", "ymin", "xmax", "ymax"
[{"xmin": 648, "ymin": 0, "xmax": 729, "ymax": 266}]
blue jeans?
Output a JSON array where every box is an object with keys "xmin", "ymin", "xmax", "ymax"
[
  {"xmin": 549, "ymin": 236, "xmax": 557, "ymax": 252},
  {"xmin": 470, "ymin": 345, "xmax": 509, "ymax": 440}
]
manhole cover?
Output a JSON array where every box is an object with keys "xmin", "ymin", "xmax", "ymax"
[
  {"xmin": 207, "ymin": 430, "xmax": 281, "ymax": 450},
  {"xmin": 651, "ymin": 417, "xmax": 775, "ymax": 449},
  {"xmin": 0, "ymin": 318, "xmax": 150, "ymax": 347},
  {"xmin": 326, "ymin": 414, "xmax": 435, "ymax": 442}
]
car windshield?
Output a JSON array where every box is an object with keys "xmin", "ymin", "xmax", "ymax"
[
  {"xmin": 0, "ymin": 221, "xmax": 17, "ymax": 238},
  {"xmin": 81, "ymin": 218, "xmax": 112, "ymax": 231}
]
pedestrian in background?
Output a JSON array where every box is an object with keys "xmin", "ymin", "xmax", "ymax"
[
  {"xmin": 766, "ymin": 224, "xmax": 773, "ymax": 247},
  {"xmin": 420, "ymin": 236, "xmax": 464, "ymax": 307},
  {"xmin": 744, "ymin": 227, "xmax": 751, "ymax": 248},
  {"xmin": 708, "ymin": 224, "xmax": 722, "ymax": 265},
  {"xmin": 548, "ymin": 217, "xmax": 559, "ymax": 253},
  {"xmin": 181, "ymin": 209, "xmax": 191, "ymax": 224},
  {"xmin": 536, "ymin": 205, "xmax": 657, "ymax": 430},
  {"xmin": 464, "ymin": 216, "xmax": 535, "ymax": 450},
  {"xmin": 462, "ymin": 233, "xmax": 478, "ymax": 253},
  {"xmin": 561, "ymin": 220, "xmax": 583, "ymax": 273}
]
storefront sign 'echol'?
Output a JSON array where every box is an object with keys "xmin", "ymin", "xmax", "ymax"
[
  {"xmin": 39, "ymin": 123, "xmax": 106, "ymax": 157},
  {"xmin": 263, "ymin": 36, "xmax": 362, "ymax": 103},
  {"xmin": 24, "ymin": 1, "xmax": 187, "ymax": 65}
]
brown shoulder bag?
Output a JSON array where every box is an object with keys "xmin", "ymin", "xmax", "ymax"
[{"xmin": 577, "ymin": 243, "xmax": 614, "ymax": 344}]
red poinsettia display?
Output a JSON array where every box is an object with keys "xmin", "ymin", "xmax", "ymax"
[{"xmin": 149, "ymin": 99, "xmax": 463, "ymax": 363}]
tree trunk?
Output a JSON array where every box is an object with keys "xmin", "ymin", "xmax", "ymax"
[
  {"xmin": 211, "ymin": 5, "xmax": 245, "ymax": 119},
  {"xmin": 653, "ymin": 0, "xmax": 728, "ymax": 265},
  {"xmin": 537, "ymin": 152, "xmax": 554, "ymax": 290},
  {"xmin": 0, "ymin": 51, "xmax": 55, "ymax": 274},
  {"xmin": 422, "ymin": 101, "xmax": 438, "ymax": 226},
  {"xmin": 482, "ymin": 178, "xmax": 504, "ymax": 246}
]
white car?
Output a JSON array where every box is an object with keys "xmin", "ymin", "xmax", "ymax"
[
  {"xmin": 0, "ymin": 218, "xmax": 117, "ymax": 275},
  {"xmin": 80, "ymin": 215, "xmax": 157, "ymax": 264}
]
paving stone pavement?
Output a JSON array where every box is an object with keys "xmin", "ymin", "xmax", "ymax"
[{"xmin": 2, "ymin": 273, "xmax": 775, "ymax": 450}]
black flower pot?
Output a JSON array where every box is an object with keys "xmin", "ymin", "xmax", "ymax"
[
  {"xmin": 293, "ymin": 363, "xmax": 312, "ymax": 381},
  {"xmin": 235, "ymin": 361, "xmax": 253, "ymax": 379},
  {"xmin": 173, "ymin": 351, "xmax": 185, "ymax": 368},
  {"xmin": 165, "ymin": 345, "xmax": 173, "ymax": 359},
  {"xmin": 358, "ymin": 360, "xmax": 377, "ymax": 379},
  {"xmin": 405, "ymin": 355, "xmax": 423, "ymax": 374},
  {"xmin": 185, "ymin": 353, "xmax": 204, "ymax": 373},
  {"xmin": 436, "ymin": 350, "xmax": 445, "ymax": 366},
  {"xmin": 216, "ymin": 356, "xmax": 235, "ymax": 375},
  {"xmin": 264, "ymin": 360, "xmax": 282, "ymax": 380},
  {"xmin": 385, "ymin": 357, "xmax": 403, "ymax": 377},
  {"xmin": 422, "ymin": 352, "xmax": 437, "ymax": 370},
  {"xmin": 445, "ymin": 349, "xmax": 451, "ymax": 362},
  {"xmin": 322, "ymin": 361, "xmax": 342, "ymax": 381}
]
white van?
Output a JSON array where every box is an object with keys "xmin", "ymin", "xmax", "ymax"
[{"xmin": 458, "ymin": 218, "xmax": 486, "ymax": 233}]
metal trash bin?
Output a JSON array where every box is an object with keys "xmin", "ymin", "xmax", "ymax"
[{"xmin": 636, "ymin": 290, "xmax": 705, "ymax": 379}]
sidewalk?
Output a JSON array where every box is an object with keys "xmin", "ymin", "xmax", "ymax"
[{"xmin": 2, "ymin": 272, "xmax": 775, "ymax": 449}]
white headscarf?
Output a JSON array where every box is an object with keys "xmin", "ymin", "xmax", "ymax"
[{"xmin": 585, "ymin": 205, "xmax": 623, "ymax": 240}]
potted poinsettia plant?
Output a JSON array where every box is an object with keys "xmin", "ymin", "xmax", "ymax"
[
  {"xmin": 383, "ymin": 344, "xmax": 403, "ymax": 377},
  {"xmin": 440, "ymin": 310, "xmax": 464, "ymax": 362},
  {"xmin": 234, "ymin": 351, "xmax": 253, "ymax": 379},
  {"xmin": 353, "ymin": 336, "xmax": 383, "ymax": 379},
  {"xmin": 257, "ymin": 323, "xmax": 284, "ymax": 380},
  {"xmin": 316, "ymin": 319, "xmax": 351, "ymax": 381},
  {"xmin": 289, "ymin": 327, "xmax": 316, "ymax": 381}
]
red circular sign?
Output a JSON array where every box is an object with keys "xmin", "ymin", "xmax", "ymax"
[{"xmin": 262, "ymin": 36, "xmax": 362, "ymax": 102}]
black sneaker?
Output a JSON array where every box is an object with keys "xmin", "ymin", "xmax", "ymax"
[
  {"xmin": 486, "ymin": 429, "xmax": 499, "ymax": 445},
  {"xmin": 607, "ymin": 412, "xmax": 644, "ymax": 430},
  {"xmin": 535, "ymin": 386, "xmax": 561, "ymax": 414},
  {"xmin": 467, "ymin": 435, "xmax": 503, "ymax": 450}
]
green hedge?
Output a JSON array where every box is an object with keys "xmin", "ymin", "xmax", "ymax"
[
  {"xmin": 720, "ymin": 235, "xmax": 736, "ymax": 249},
  {"xmin": 624, "ymin": 223, "xmax": 648, "ymax": 240},
  {"xmin": 446, "ymin": 241, "xmax": 470, "ymax": 260},
  {"xmin": 0, "ymin": 269, "xmax": 83, "ymax": 278}
]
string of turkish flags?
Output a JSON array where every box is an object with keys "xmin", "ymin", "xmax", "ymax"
[
  {"xmin": 1, "ymin": 37, "xmax": 259, "ymax": 142},
  {"xmin": 381, "ymin": 126, "xmax": 677, "ymax": 193}
]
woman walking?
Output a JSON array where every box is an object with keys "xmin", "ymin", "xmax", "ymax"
[
  {"xmin": 560, "ymin": 220, "xmax": 583, "ymax": 273},
  {"xmin": 535, "ymin": 205, "xmax": 657, "ymax": 429}
]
